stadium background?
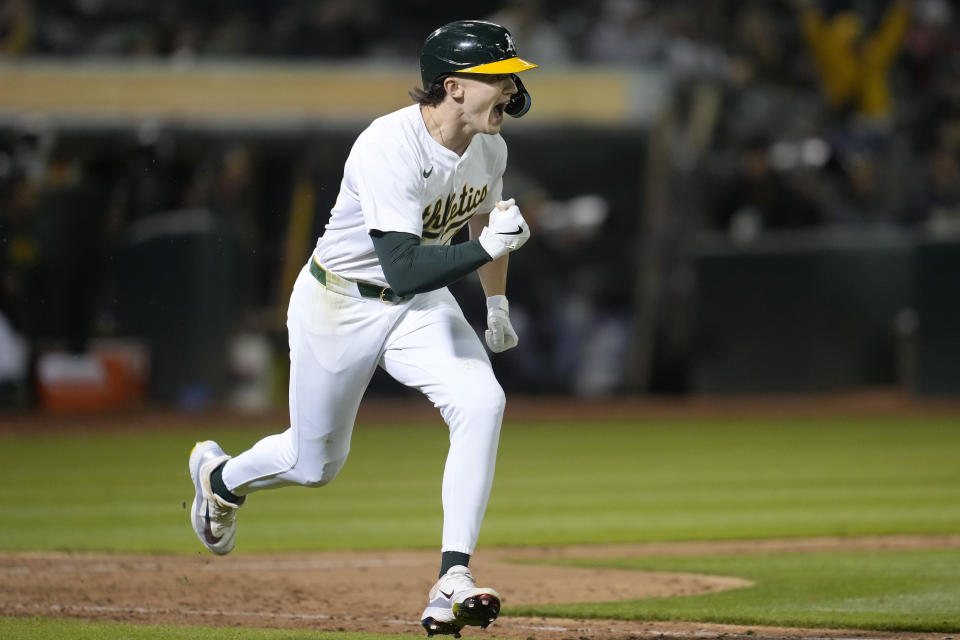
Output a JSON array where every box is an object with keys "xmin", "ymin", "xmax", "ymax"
[
  {"xmin": 1, "ymin": 0, "xmax": 959, "ymax": 411},
  {"xmin": 3, "ymin": 3, "xmax": 960, "ymax": 639}
]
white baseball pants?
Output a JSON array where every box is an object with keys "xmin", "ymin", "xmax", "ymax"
[{"xmin": 221, "ymin": 263, "xmax": 505, "ymax": 555}]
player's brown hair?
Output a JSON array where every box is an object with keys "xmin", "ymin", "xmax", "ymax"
[{"xmin": 409, "ymin": 77, "xmax": 447, "ymax": 106}]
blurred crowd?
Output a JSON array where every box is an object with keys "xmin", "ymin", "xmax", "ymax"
[
  {"xmin": 2, "ymin": 0, "xmax": 960, "ymax": 405},
  {"xmin": 693, "ymin": 0, "xmax": 960, "ymax": 238}
]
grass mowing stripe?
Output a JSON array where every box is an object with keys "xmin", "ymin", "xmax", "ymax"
[
  {"xmin": 0, "ymin": 417, "xmax": 958, "ymax": 551},
  {"xmin": 508, "ymin": 548, "xmax": 960, "ymax": 632},
  {"xmin": 0, "ymin": 617, "xmax": 418, "ymax": 640}
]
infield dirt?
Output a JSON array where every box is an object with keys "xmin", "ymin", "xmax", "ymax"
[
  {"xmin": 3, "ymin": 394, "xmax": 959, "ymax": 638},
  {"xmin": 2, "ymin": 534, "xmax": 959, "ymax": 640}
]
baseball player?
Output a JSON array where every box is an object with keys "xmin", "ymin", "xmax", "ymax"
[{"xmin": 188, "ymin": 20, "xmax": 537, "ymax": 637}]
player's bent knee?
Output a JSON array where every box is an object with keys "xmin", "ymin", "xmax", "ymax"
[
  {"xmin": 295, "ymin": 456, "xmax": 346, "ymax": 488},
  {"xmin": 451, "ymin": 377, "xmax": 506, "ymax": 421},
  {"xmin": 479, "ymin": 372, "xmax": 506, "ymax": 408},
  {"xmin": 488, "ymin": 382, "xmax": 506, "ymax": 415}
]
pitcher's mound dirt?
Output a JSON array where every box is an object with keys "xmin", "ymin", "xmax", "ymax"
[{"xmin": 2, "ymin": 535, "xmax": 959, "ymax": 640}]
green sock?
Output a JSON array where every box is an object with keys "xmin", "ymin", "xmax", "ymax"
[
  {"xmin": 440, "ymin": 551, "xmax": 471, "ymax": 578},
  {"xmin": 210, "ymin": 461, "xmax": 245, "ymax": 506}
]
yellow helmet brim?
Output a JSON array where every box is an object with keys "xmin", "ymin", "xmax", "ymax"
[{"xmin": 458, "ymin": 57, "xmax": 538, "ymax": 75}]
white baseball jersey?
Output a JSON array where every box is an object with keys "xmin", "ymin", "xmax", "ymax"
[
  {"xmin": 315, "ymin": 104, "xmax": 506, "ymax": 288},
  {"xmin": 221, "ymin": 103, "xmax": 511, "ymax": 561}
]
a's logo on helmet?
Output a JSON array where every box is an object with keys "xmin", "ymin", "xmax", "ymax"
[{"xmin": 504, "ymin": 33, "xmax": 516, "ymax": 54}]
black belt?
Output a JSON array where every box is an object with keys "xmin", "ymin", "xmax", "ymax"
[{"xmin": 309, "ymin": 259, "xmax": 406, "ymax": 303}]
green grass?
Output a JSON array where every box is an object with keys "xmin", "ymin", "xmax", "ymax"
[
  {"xmin": 0, "ymin": 617, "xmax": 425, "ymax": 640},
  {"xmin": 1, "ymin": 414, "xmax": 959, "ymax": 635},
  {"xmin": 508, "ymin": 548, "xmax": 960, "ymax": 632},
  {"xmin": 0, "ymin": 416, "xmax": 957, "ymax": 551}
]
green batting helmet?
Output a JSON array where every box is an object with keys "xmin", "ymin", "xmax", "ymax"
[{"xmin": 419, "ymin": 20, "xmax": 538, "ymax": 118}]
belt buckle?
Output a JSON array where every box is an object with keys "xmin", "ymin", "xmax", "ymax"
[{"xmin": 379, "ymin": 287, "xmax": 391, "ymax": 303}]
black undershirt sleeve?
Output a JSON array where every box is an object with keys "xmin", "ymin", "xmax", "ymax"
[{"xmin": 370, "ymin": 230, "xmax": 492, "ymax": 297}]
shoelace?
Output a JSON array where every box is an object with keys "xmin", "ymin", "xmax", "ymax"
[
  {"xmin": 441, "ymin": 570, "xmax": 476, "ymax": 594},
  {"xmin": 210, "ymin": 497, "xmax": 237, "ymax": 531}
]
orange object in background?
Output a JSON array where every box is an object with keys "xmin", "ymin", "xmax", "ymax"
[{"xmin": 36, "ymin": 341, "xmax": 149, "ymax": 412}]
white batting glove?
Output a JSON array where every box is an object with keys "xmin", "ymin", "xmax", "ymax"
[
  {"xmin": 477, "ymin": 198, "xmax": 531, "ymax": 260},
  {"xmin": 484, "ymin": 295, "xmax": 518, "ymax": 353}
]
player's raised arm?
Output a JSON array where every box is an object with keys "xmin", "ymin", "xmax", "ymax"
[{"xmin": 370, "ymin": 198, "xmax": 529, "ymax": 298}]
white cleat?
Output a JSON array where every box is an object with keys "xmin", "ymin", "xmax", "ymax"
[
  {"xmin": 421, "ymin": 565, "xmax": 501, "ymax": 637},
  {"xmin": 188, "ymin": 440, "xmax": 242, "ymax": 555}
]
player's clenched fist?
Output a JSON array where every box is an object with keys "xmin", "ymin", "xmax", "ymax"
[
  {"xmin": 478, "ymin": 198, "xmax": 531, "ymax": 260},
  {"xmin": 484, "ymin": 295, "xmax": 518, "ymax": 353}
]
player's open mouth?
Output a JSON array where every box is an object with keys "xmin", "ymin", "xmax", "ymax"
[{"xmin": 492, "ymin": 103, "xmax": 506, "ymax": 119}]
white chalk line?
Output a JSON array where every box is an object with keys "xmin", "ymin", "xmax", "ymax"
[
  {"xmin": 1, "ymin": 602, "xmax": 412, "ymax": 627},
  {"xmin": 0, "ymin": 602, "xmax": 896, "ymax": 639},
  {"xmin": 0, "ymin": 602, "xmax": 577, "ymax": 633}
]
